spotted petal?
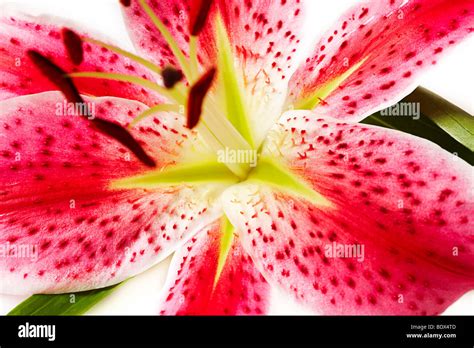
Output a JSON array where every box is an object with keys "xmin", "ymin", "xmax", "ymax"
[
  {"xmin": 0, "ymin": 92, "xmax": 223, "ymax": 295},
  {"xmin": 288, "ymin": 0, "xmax": 474, "ymax": 121},
  {"xmin": 158, "ymin": 219, "xmax": 270, "ymax": 315},
  {"xmin": 222, "ymin": 111, "xmax": 474, "ymax": 315},
  {"xmin": 0, "ymin": 13, "xmax": 162, "ymax": 105}
]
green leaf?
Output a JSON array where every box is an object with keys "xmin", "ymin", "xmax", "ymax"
[
  {"xmin": 363, "ymin": 87, "xmax": 474, "ymax": 165},
  {"xmin": 8, "ymin": 283, "xmax": 121, "ymax": 316},
  {"xmin": 404, "ymin": 87, "xmax": 474, "ymax": 152}
]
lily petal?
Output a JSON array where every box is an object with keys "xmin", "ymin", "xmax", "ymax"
[
  {"xmin": 121, "ymin": 0, "xmax": 305, "ymax": 144},
  {"xmin": 121, "ymin": 0, "xmax": 191, "ymax": 70},
  {"xmin": 122, "ymin": 0, "xmax": 303, "ymax": 73},
  {"xmin": 222, "ymin": 111, "xmax": 474, "ymax": 315},
  {"xmin": 158, "ymin": 219, "xmax": 270, "ymax": 315},
  {"xmin": 0, "ymin": 92, "xmax": 223, "ymax": 295},
  {"xmin": 288, "ymin": 0, "xmax": 474, "ymax": 121},
  {"xmin": 0, "ymin": 14, "xmax": 162, "ymax": 105}
]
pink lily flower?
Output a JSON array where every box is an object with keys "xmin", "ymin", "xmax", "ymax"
[{"xmin": 0, "ymin": 0, "xmax": 473, "ymax": 316}]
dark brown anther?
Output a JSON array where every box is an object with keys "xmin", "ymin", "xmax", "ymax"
[
  {"xmin": 28, "ymin": 50, "xmax": 156, "ymax": 168},
  {"xmin": 92, "ymin": 119, "xmax": 156, "ymax": 167},
  {"xmin": 27, "ymin": 50, "xmax": 83, "ymax": 104},
  {"xmin": 189, "ymin": 0, "xmax": 213, "ymax": 36},
  {"xmin": 162, "ymin": 66, "xmax": 184, "ymax": 89},
  {"xmin": 187, "ymin": 67, "xmax": 216, "ymax": 129},
  {"xmin": 119, "ymin": 0, "xmax": 131, "ymax": 7},
  {"xmin": 62, "ymin": 28, "xmax": 84, "ymax": 65}
]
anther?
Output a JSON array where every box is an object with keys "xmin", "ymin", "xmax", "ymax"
[
  {"xmin": 161, "ymin": 66, "xmax": 183, "ymax": 89},
  {"xmin": 62, "ymin": 28, "xmax": 84, "ymax": 65},
  {"xmin": 28, "ymin": 50, "xmax": 156, "ymax": 168},
  {"xmin": 27, "ymin": 50, "xmax": 83, "ymax": 104},
  {"xmin": 189, "ymin": 0, "xmax": 213, "ymax": 36},
  {"xmin": 92, "ymin": 118, "xmax": 156, "ymax": 167},
  {"xmin": 187, "ymin": 67, "xmax": 216, "ymax": 129}
]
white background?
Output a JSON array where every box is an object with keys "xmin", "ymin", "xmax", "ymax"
[{"xmin": 0, "ymin": 0, "xmax": 472, "ymax": 315}]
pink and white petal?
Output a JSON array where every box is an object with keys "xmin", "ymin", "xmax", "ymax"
[
  {"xmin": 0, "ymin": 92, "xmax": 222, "ymax": 295},
  {"xmin": 158, "ymin": 219, "xmax": 270, "ymax": 315},
  {"xmin": 121, "ymin": 0, "xmax": 305, "ymax": 144},
  {"xmin": 122, "ymin": 0, "xmax": 303, "ymax": 77},
  {"xmin": 222, "ymin": 111, "xmax": 474, "ymax": 315},
  {"xmin": 288, "ymin": 0, "xmax": 474, "ymax": 121},
  {"xmin": 0, "ymin": 13, "xmax": 163, "ymax": 105},
  {"xmin": 121, "ymin": 0, "xmax": 190, "ymax": 69}
]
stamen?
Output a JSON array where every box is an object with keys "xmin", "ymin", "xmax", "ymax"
[
  {"xmin": 188, "ymin": 0, "xmax": 212, "ymax": 80},
  {"xmin": 188, "ymin": 37, "xmax": 199, "ymax": 79},
  {"xmin": 27, "ymin": 50, "xmax": 82, "ymax": 104},
  {"xmin": 93, "ymin": 118, "xmax": 156, "ymax": 168},
  {"xmin": 187, "ymin": 67, "xmax": 216, "ymax": 129},
  {"xmin": 119, "ymin": 0, "xmax": 131, "ymax": 7},
  {"xmin": 161, "ymin": 66, "xmax": 183, "ymax": 89},
  {"xmin": 68, "ymin": 71, "xmax": 183, "ymax": 103},
  {"xmin": 189, "ymin": 0, "xmax": 213, "ymax": 36},
  {"xmin": 28, "ymin": 50, "xmax": 156, "ymax": 168},
  {"xmin": 128, "ymin": 104, "xmax": 180, "ymax": 129},
  {"xmin": 62, "ymin": 28, "xmax": 84, "ymax": 65},
  {"xmin": 138, "ymin": 0, "xmax": 192, "ymax": 80},
  {"xmin": 83, "ymin": 37, "xmax": 162, "ymax": 75},
  {"xmin": 193, "ymin": 124, "xmax": 247, "ymax": 179}
]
